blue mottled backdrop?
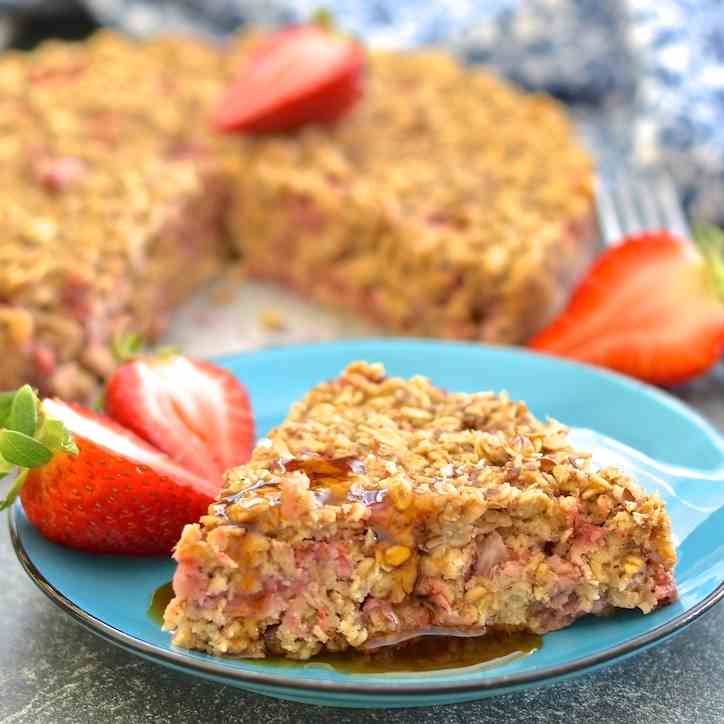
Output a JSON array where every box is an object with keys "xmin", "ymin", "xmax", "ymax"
[{"xmin": 1, "ymin": 0, "xmax": 723, "ymax": 222}]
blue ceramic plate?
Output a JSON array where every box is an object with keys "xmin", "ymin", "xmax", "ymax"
[{"xmin": 9, "ymin": 340, "xmax": 724, "ymax": 708}]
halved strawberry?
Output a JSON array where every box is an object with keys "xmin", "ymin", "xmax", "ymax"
[
  {"xmin": 213, "ymin": 25, "xmax": 365, "ymax": 133},
  {"xmin": 104, "ymin": 356, "xmax": 254, "ymax": 481},
  {"xmin": 529, "ymin": 230, "xmax": 724, "ymax": 385},
  {"xmin": 19, "ymin": 400, "xmax": 219, "ymax": 555}
]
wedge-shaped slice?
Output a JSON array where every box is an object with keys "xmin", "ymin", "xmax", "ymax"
[{"xmin": 163, "ymin": 362, "xmax": 677, "ymax": 659}]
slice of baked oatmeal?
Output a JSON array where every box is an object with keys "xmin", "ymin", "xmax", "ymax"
[{"xmin": 164, "ymin": 362, "xmax": 677, "ymax": 659}]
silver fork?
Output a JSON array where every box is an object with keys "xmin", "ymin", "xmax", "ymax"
[{"xmin": 596, "ymin": 168, "xmax": 690, "ymax": 245}]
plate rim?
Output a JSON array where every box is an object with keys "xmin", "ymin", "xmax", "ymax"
[{"xmin": 10, "ymin": 339, "xmax": 724, "ymax": 697}]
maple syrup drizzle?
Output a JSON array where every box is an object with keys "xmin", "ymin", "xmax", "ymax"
[
  {"xmin": 149, "ymin": 582, "xmax": 540, "ymax": 673},
  {"xmin": 215, "ymin": 456, "xmax": 374, "ymax": 514},
  {"xmin": 283, "ymin": 456, "xmax": 368, "ymax": 504}
]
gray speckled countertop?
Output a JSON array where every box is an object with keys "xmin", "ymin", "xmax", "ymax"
[{"xmin": 1, "ymin": 288, "xmax": 723, "ymax": 723}]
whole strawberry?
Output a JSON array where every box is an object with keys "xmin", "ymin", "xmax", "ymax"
[
  {"xmin": 529, "ymin": 229, "xmax": 724, "ymax": 385},
  {"xmin": 0, "ymin": 388, "xmax": 219, "ymax": 555}
]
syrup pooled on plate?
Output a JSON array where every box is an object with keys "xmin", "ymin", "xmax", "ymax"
[
  {"xmin": 149, "ymin": 582, "xmax": 539, "ymax": 673},
  {"xmin": 289, "ymin": 630, "xmax": 541, "ymax": 674},
  {"xmin": 148, "ymin": 581, "xmax": 174, "ymax": 625}
]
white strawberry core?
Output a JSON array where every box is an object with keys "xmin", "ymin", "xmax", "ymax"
[
  {"xmin": 253, "ymin": 34, "xmax": 346, "ymax": 90},
  {"xmin": 136, "ymin": 357, "xmax": 233, "ymax": 467},
  {"xmin": 41, "ymin": 398, "xmax": 217, "ymax": 497},
  {"xmin": 43, "ymin": 399, "xmax": 156, "ymax": 462}
]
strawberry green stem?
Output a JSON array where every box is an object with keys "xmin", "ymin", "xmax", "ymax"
[
  {"xmin": 0, "ymin": 469, "xmax": 27, "ymax": 511},
  {"xmin": 311, "ymin": 8, "xmax": 335, "ymax": 30},
  {"xmin": 693, "ymin": 223, "xmax": 724, "ymax": 303},
  {"xmin": 0, "ymin": 385, "xmax": 77, "ymax": 510}
]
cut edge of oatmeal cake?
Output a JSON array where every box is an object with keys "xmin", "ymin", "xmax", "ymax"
[
  {"xmin": 0, "ymin": 32, "xmax": 238, "ymax": 403},
  {"xmin": 163, "ymin": 361, "xmax": 677, "ymax": 660}
]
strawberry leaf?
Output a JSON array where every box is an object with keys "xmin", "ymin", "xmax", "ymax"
[
  {"xmin": 111, "ymin": 330, "xmax": 182, "ymax": 366},
  {"xmin": 153, "ymin": 345, "xmax": 182, "ymax": 360},
  {"xmin": 36, "ymin": 417, "xmax": 78, "ymax": 456},
  {"xmin": 8, "ymin": 385, "xmax": 38, "ymax": 437},
  {"xmin": 0, "ymin": 469, "xmax": 27, "ymax": 511},
  {"xmin": 112, "ymin": 331, "xmax": 145, "ymax": 363},
  {"xmin": 0, "ymin": 390, "xmax": 78, "ymax": 510},
  {"xmin": 0, "ymin": 391, "xmax": 14, "ymax": 428},
  {"xmin": 0, "ymin": 430, "xmax": 52, "ymax": 468}
]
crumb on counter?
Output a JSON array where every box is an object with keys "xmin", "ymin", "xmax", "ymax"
[{"xmin": 259, "ymin": 309, "xmax": 285, "ymax": 331}]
